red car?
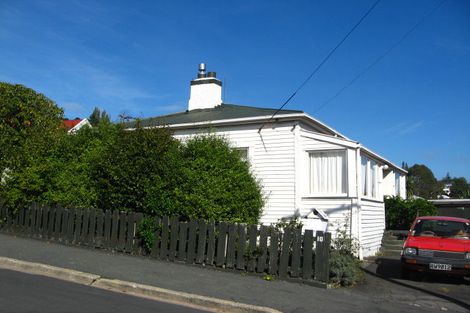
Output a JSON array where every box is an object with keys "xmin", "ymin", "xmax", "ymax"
[{"xmin": 401, "ymin": 216, "xmax": 470, "ymax": 278}]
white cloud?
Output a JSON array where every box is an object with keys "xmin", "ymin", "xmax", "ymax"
[{"xmin": 385, "ymin": 121, "xmax": 423, "ymax": 135}]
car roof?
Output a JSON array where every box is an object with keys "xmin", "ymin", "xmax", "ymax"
[{"xmin": 415, "ymin": 216, "xmax": 470, "ymax": 223}]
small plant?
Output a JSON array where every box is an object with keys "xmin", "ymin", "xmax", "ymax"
[
  {"xmin": 329, "ymin": 217, "xmax": 363, "ymax": 287},
  {"xmin": 137, "ymin": 216, "xmax": 160, "ymax": 254},
  {"xmin": 263, "ymin": 274, "xmax": 274, "ymax": 281},
  {"xmin": 274, "ymin": 211, "xmax": 303, "ymax": 231}
]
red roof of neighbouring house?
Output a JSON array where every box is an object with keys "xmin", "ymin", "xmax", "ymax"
[{"xmin": 62, "ymin": 119, "xmax": 82, "ymax": 130}]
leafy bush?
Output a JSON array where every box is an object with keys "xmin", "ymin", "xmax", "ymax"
[
  {"xmin": 329, "ymin": 220, "xmax": 362, "ymax": 287},
  {"xmin": 385, "ymin": 196, "xmax": 437, "ymax": 230},
  {"xmin": 137, "ymin": 216, "xmax": 160, "ymax": 254},
  {"xmin": 93, "ymin": 124, "xmax": 182, "ymax": 215},
  {"xmin": 173, "ymin": 135, "xmax": 263, "ymax": 224}
]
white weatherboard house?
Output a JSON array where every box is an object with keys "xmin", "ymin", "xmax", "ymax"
[{"xmin": 129, "ymin": 64, "xmax": 407, "ymax": 258}]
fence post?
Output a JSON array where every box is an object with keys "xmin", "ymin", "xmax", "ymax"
[{"xmin": 314, "ymin": 231, "xmax": 331, "ymax": 283}]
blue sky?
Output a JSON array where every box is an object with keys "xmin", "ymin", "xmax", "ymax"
[{"xmin": 1, "ymin": 0, "xmax": 469, "ymax": 180}]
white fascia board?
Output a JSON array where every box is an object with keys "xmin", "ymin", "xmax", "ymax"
[
  {"xmin": 301, "ymin": 112, "xmax": 350, "ymax": 140},
  {"xmin": 359, "ymin": 146, "xmax": 407, "ymax": 174},
  {"xmin": 128, "ymin": 113, "xmax": 309, "ymax": 131},
  {"xmin": 300, "ymin": 128, "xmax": 359, "ymax": 149}
]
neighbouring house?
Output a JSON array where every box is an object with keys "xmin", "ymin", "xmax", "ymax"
[
  {"xmin": 62, "ymin": 118, "xmax": 91, "ymax": 134},
  {"xmin": 126, "ymin": 64, "xmax": 407, "ymax": 258},
  {"xmin": 430, "ymin": 199, "xmax": 470, "ymax": 219}
]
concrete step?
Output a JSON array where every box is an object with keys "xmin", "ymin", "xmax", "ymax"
[
  {"xmin": 381, "ymin": 241, "xmax": 404, "ymax": 248},
  {"xmin": 382, "ymin": 239, "xmax": 405, "ymax": 245},
  {"xmin": 380, "ymin": 249, "xmax": 402, "ymax": 256}
]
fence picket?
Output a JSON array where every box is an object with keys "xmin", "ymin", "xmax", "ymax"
[
  {"xmin": 279, "ymin": 229, "xmax": 292, "ymax": 278},
  {"xmin": 169, "ymin": 216, "xmax": 179, "ymax": 261},
  {"xmin": 215, "ymin": 222, "xmax": 228, "ymax": 267},
  {"xmin": 110, "ymin": 210, "xmax": 119, "ymax": 248},
  {"xmin": 150, "ymin": 216, "xmax": 162, "ymax": 258},
  {"xmin": 195, "ymin": 220, "xmax": 207, "ymax": 264},
  {"xmin": 247, "ymin": 225, "xmax": 257, "ymax": 272},
  {"xmin": 290, "ymin": 228, "xmax": 302, "ymax": 277},
  {"xmin": 29, "ymin": 205, "xmax": 37, "ymax": 237},
  {"xmin": 268, "ymin": 228, "xmax": 279, "ymax": 275},
  {"xmin": 236, "ymin": 224, "xmax": 246, "ymax": 270},
  {"xmin": 73, "ymin": 210, "xmax": 83, "ymax": 244},
  {"xmin": 103, "ymin": 210, "xmax": 112, "ymax": 247},
  {"xmin": 117, "ymin": 212, "xmax": 127, "ymax": 251},
  {"xmin": 95, "ymin": 210, "xmax": 104, "ymax": 247},
  {"xmin": 205, "ymin": 221, "xmax": 216, "ymax": 265},
  {"xmin": 66, "ymin": 209, "xmax": 75, "ymax": 244},
  {"xmin": 87, "ymin": 209, "xmax": 96, "ymax": 245},
  {"xmin": 81, "ymin": 209, "xmax": 90, "ymax": 243},
  {"xmin": 54, "ymin": 207, "xmax": 63, "ymax": 239},
  {"xmin": 302, "ymin": 229, "xmax": 314, "ymax": 280},
  {"xmin": 314, "ymin": 231, "xmax": 331, "ymax": 283},
  {"xmin": 159, "ymin": 216, "xmax": 170, "ymax": 259},
  {"xmin": 256, "ymin": 225, "xmax": 268, "ymax": 273},
  {"xmin": 125, "ymin": 212, "xmax": 135, "ymax": 253},
  {"xmin": 133, "ymin": 213, "xmax": 144, "ymax": 254},
  {"xmin": 41, "ymin": 206, "xmax": 49, "ymax": 239},
  {"xmin": 177, "ymin": 222, "xmax": 188, "ymax": 261},
  {"xmin": 186, "ymin": 220, "xmax": 197, "ymax": 264},
  {"xmin": 226, "ymin": 223, "xmax": 237, "ymax": 269}
]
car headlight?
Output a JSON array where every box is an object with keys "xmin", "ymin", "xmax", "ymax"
[
  {"xmin": 466, "ymin": 252, "xmax": 470, "ymax": 260},
  {"xmin": 403, "ymin": 247, "xmax": 417, "ymax": 256}
]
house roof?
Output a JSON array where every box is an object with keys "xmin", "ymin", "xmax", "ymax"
[
  {"xmin": 125, "ymin": 103, "xmax": 303, "ymax": 128},
  {"xmin": 62, "ymin": 119, "xmax": 82, "ymax": 130}
]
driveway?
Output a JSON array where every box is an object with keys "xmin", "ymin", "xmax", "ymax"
[{"xmin": 362, "ymin": 255, "xmax": 470, "ymax": 312}]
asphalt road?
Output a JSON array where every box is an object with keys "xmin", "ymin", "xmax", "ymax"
[
  {"xmin": 362, "ymin": 256, "xmax": 470, "ymax": 312},
  {"xmin": 0, "ymin": 269, "xmax": 210, "ymax": 313}
]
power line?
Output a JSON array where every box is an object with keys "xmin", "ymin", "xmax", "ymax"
[
  {"xmin": 313, "ymin": 0, "xmax": 448, "ymax": 114},
  {"xmin": 259, "ymin": 0, "xmax": 381, "ymax": 132}
]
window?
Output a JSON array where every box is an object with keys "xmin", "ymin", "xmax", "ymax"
[
  {"xmin": 361, "ymin": 155, "xmax": 379, "ymax": 198},
  {"xmin": 234, "ymin": 147, "xmax": 249, "ymax": 162},
  {"xmin": 394, "ymin": 172, "xmax": 401, "ymax": 196},
  {"xmin": 309, "ymin": 150, "xmax": 347, "ymax": 195}
]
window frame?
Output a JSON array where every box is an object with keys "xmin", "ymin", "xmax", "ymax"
[
  {"xmin": 307, "ymin": 149, "xmax": 348, "ymax": 197},
  {"xmin": 361, "ymin": 155, "xmax": 381, "ymax": 200}
]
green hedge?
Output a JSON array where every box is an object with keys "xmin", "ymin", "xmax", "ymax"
[{"xmin": 384, "ymin": 196, "xmax": 437, "ymax": 230}]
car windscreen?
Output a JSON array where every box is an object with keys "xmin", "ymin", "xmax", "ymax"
[{"xmin": 412, "ymin": 219, "xmax": 470, "ymax": 238}]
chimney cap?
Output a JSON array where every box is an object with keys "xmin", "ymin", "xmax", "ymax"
[{"xmin": 197, "ymin": 63, "xmax": 206, "ymax": 78}]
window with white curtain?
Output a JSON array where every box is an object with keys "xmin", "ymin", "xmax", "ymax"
[
  {"xmin": 309, "ymin": 150, "xmax": 347, "ymax": 195},
  {"xmin": 361, "ymin": 155, "xmax": 379, "ymax": 198},
  {"xmin": 395, "ymin": 172, "xmax": 401, "ymax": 196}
]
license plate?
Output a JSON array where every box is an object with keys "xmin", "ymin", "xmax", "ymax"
[{"xmin": 429, "ymin": 263, "xmax": 452, "ymax": 271}]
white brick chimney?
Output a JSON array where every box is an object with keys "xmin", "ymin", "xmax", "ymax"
[{"xmin": 188, "ymin": 63, "xmax": 222, "ymax": 111}]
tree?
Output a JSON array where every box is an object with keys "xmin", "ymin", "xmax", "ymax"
[
  {"xmin": 406, "ymin": 164, "xmax": 442, "ymax": 199},
  {"xmin": 0, "ymin": 82, "xmax": 65, "ymax": 209},
  {"xmin": 449, "ymin": 177, "xmax": 470, "ymax": 199},
  {"xmin": 88, "ymin": 107, "xmax": 110, "ymax": 126},
  {"xmin": 0, "ymin": 82, "xmax": 64, "ymax": 172}
]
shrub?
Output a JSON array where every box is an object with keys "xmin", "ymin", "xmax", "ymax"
[
  {"xmin": 329, "ymin": 220, "xmax": 362, "ymax": 287},
  {"xmin": 385, "ymin": 196, "xmax": 437, "ymax": 230},
  {"xmin": 173, "ymin": 135, "xmax": 263, "ymax": 224},
  {"xmin": 137, "ymin": 216, "xmax": 160, "ymax": 254}
]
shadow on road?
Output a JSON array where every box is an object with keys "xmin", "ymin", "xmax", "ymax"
[{"xmin": 363, "ymin": 257, "xmax": 470, "ymax": 312}]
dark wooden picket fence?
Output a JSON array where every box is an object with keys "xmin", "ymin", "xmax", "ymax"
[{"xmin": 0, "ymin": 204, "xmax": 331, "ymax": 283}]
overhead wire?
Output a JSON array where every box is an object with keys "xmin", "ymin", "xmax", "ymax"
[
  {"xmin": 259, "ymin": 0, "xmax": 382, "ymax": 132},
  {"xmin": 313, "ymin": 0, "xmax": 448, "ymax": 114}
]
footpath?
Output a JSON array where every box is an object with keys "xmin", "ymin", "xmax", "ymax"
[{"xmin": 0, "ymin": 233, "xmax": 468, "ymax": 313}]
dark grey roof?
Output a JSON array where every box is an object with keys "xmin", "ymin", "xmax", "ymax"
[{"xmin": 126, "ymin": 103, "xmax": 303, "ymax": 128}]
